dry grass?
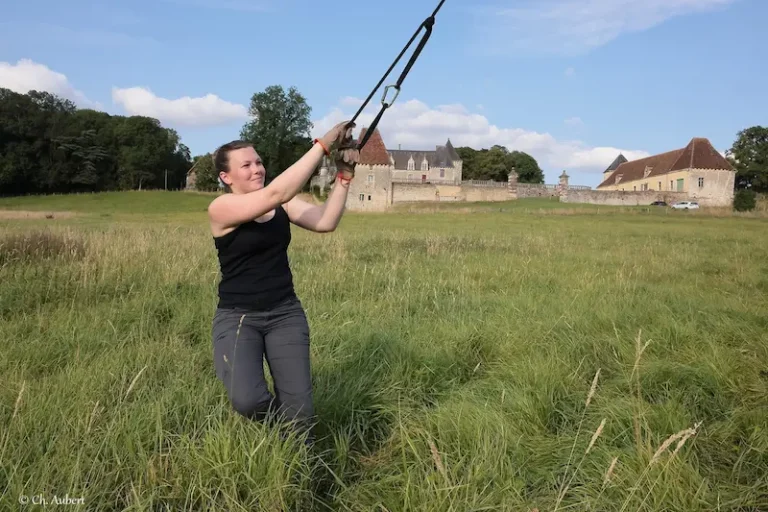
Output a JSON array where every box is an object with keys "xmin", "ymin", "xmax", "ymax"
[
  {"xmin": 0, "ymin": 229, "xmax": 87, "ymax": 265},
  {"xmin": 0, "ymin": 209, "xmax": 77, "ymax": 219}
]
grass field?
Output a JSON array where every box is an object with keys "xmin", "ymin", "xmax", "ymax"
[{"xmin": 1, "ymin": 191, "xmax": 767, "ymax": 511}]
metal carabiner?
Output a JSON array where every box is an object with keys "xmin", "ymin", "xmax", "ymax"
[{"xmin": 381, "ymin": 85, "xmax": 400, "ymax": 107}]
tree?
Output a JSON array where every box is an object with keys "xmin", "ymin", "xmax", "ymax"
[
  {"xmin": 52, "ymin": 129, "xmax": 110, "ymax": 190},
  {"xmin": 727, "ymin": 126, "xmax": 768, "ymax": 193},
  {"xmin": 507, "ymin": 150, "xmax": 544, "ymax": 184},
  {"xmin": 454, "ymin": 145, "xmax": 544, "ymax": 183},
  {"xmin": 455, "ymin": 147, "xmax": 478, "ymax": 179},
  {"xmin": 189, "ymin": 153, "xmax": 219, "ymax": 192},
  {"xmin": 239, "ymin": 85, "xmax": 313, "ymax": 181},
  {"xmin": 733, "ymin": 189, "xmax": 757, "ymax": 211}
]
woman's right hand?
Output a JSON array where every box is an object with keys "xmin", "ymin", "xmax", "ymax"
[{"xmin": 319, "ymin": 121, "xmax": 356, "ymax": 152}]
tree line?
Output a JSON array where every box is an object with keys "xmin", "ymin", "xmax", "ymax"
[
  {"xmin": 1, "ymin": 84, "xmax": 766, "ymax": 196},
  {"xmin": 0, "ymin": 88, "xmax": 192, "ymax": 196}
]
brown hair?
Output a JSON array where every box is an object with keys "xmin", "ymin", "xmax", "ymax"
[{"xmin": 212, "ymin": 140, "xmax": 253, "ymax": 193}]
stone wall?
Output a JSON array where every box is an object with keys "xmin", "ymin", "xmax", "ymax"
[
  {"xmin": 345, "ymin": 164, "xmax": 393, "ymax": 211},
  {"xmin": 517, "ymin": 183, "xmax": 560, "ymax": 199},
  {"xmin": 687, "ymin": 169, "xmax": 735, "ymax": 207},
  {"xmin": 391, "ymin": 182, "xmax": 511, "ymax": 204},
  {"xmin": 392, "ymin": 183, "xmax": 441, "ymax": 203},
  {"xmin": 561, "ymin": 189, "xmax": 688, "ymax": 206},
  {"xmin": 461, "ymin": 184, "xmax": 512, "ymax": 202}
]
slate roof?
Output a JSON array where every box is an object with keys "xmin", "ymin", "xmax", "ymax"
[
  {"xmin": 604, "ymin": 154, "xmax": 628, "ymax": 173},
  {"xmin": 597, "ymin": 137, "xmax": 733, "ymax": 188},
  {"xmin": 388, "ymin": 150, "xmax": 431, "ymax": 169},
  {"xmin": 385, "ymin": 138, "xmax": 461, "ymax": 169},
  {"xmin": 445, "ymin": 138, "xmax": 460, "ymax": 160}
]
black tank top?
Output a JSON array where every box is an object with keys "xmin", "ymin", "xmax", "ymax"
[{"xmin": 213, "ymin": 205, "xmax": 296, "ymax": 310}]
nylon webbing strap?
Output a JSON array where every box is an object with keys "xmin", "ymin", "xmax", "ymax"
[{"xmin": 348, "ymin": 0, "xmax": 447, "ymax": 150}]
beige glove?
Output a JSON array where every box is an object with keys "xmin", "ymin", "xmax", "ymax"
[
  {"xmin": 335, "ymin": 146, "xmax": 360, "ymax": 181},
  {"xmin": 318, "ymin": 121, "xmax": 356, "ymax": 154}
]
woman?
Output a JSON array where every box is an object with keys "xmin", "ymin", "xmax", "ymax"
[{"xmin": 207, "ymin": 120, "xmax": 359, "ymax": 443}]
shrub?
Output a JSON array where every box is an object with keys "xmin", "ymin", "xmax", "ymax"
[{"xmin": 733, "ymin": 189, "xmax": 757, "ymax": 212}]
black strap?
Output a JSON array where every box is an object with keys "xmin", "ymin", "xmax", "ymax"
[{"xmin": 348, "ymin": 0, "xmax": 447, "ymax": 150}]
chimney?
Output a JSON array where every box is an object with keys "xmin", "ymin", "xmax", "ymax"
[{"xmin": 398, "ymin": 144, "xmax": 401, "ymax": 150}]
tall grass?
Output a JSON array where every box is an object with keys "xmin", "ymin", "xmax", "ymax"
[{"xmin": 1, "ymin": 194, "xmax": 767, "ymax": 511}]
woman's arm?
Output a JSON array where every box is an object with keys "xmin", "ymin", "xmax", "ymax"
[
  {"xmin": 208, "ymin": 122, "xmax": 353, "ymax": 230},
  {"xmin": 284, "ymin": 176, "xmax": 352, "ymax": 232}
]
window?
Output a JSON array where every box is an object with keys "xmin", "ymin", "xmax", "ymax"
[
  {"xmin": 359, "ymin": 193, "xmax": 364, "ymax": 201},
  {"xmin": 658, "ymin": 181, "xmax": 662, "ymax": 190},
  {"xmin": 670, "ymin": 180, "xmax": 673, "ymax": 190},
  {"xmin": 698, "ymin": 177, "xmax": 704, "ymax": 187},
  {"xmin": 407, "ymin": 160, "xmax": 414, "ymax": 170},
  {"xmin": 676, "ymin": 178, "xmax": 684, "ymax": 192},
  {"xmin": 367, "ymin": 195, "xmax": 371, "ymax": 200},
  {"xmin": 439, "ymin": 168, "xmax": 445, "ymax": 178},
  {"xmin": 367, "ymin": 174, "xmax": 373, "ymax": 184}
]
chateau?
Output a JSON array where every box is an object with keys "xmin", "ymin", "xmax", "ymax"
[
  {"xmin": 311, "ymin": 127, "xmax": 469, "ymax": 211},
  {"xmin": 596, "ymin": 137, "xmax": 735, "ymax": 206}
]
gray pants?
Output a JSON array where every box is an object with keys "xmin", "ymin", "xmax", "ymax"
[{"xmin": 211, "ymin": 296, "xmax": 315, "ymax": 439}]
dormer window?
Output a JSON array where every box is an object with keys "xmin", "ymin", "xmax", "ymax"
[
  {"xmin": 643, "ymin": 166, "xmax": 653, "ymax": 178},
  {"xmin": 615, "ymin": 174, "xmax": 623, "ymax": 185}
]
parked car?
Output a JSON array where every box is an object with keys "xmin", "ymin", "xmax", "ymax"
[
  {"xmin": 671, "ymin": 201, "xmax": 699, "ymax": 210},
  {"xmin": 650, "ymin": 201, "xmax": 668, "ymax": 206}
]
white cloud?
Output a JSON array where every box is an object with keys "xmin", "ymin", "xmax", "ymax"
[
  {"xmin": 564, "ymin": 117, "xmax": 583, "ymax": 127},
  {"xmin": 339, "ymin": 96, "xmax": 364, "ymax": 107},
  {"xmin": 0, "ymin": 59, "xmax": 99, "ymax": 108},
  {"xmin": 311, "ymin": 97, "xmax": 649, "ymax": 176},
  {"xmin": 111, "ymin": 86, "xmax": 248, "ymax": 127},
  {"xmin": 471, "ymin": 0, "xmax": 738, "ymax": 55}
]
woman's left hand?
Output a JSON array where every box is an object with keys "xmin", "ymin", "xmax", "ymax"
[{"xmin": 335, "ymin": 146, "xmax": 359, "ymax": 181}]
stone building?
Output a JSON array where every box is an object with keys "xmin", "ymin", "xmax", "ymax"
[
  {"xmin": 596, "ymin": 137, "xmax": 735, "ymax": 206},
  {"xmin": 327, "ymin": 127, "xmax": 464, "ymax": 211}
]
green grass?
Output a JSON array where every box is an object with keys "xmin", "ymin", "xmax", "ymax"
[
  {"xmin": 1, "ymin": 192, "xmax": 767, "ymax": 511},
  {"xmin": 0, "ymin": 190, "xmax": 217, "ymax": 214}
]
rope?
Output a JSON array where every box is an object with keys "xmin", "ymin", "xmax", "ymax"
[{"xmin": 348, "ymin": 0, "xmax": 447, "ymax": 150}]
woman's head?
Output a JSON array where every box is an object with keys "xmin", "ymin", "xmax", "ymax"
[{"xmin": 213, "ymin": 140, "xmax": 266, "ymax": 194}]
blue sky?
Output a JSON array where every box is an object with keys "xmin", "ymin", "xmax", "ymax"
[{"xmin": 0, "ymin": 0, "xmax": 764, "ymax": 187}]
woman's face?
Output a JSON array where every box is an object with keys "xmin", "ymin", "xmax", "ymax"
[{"xmin": 220, "ymin": 147, "xmax": 266, "ymax": 194}]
